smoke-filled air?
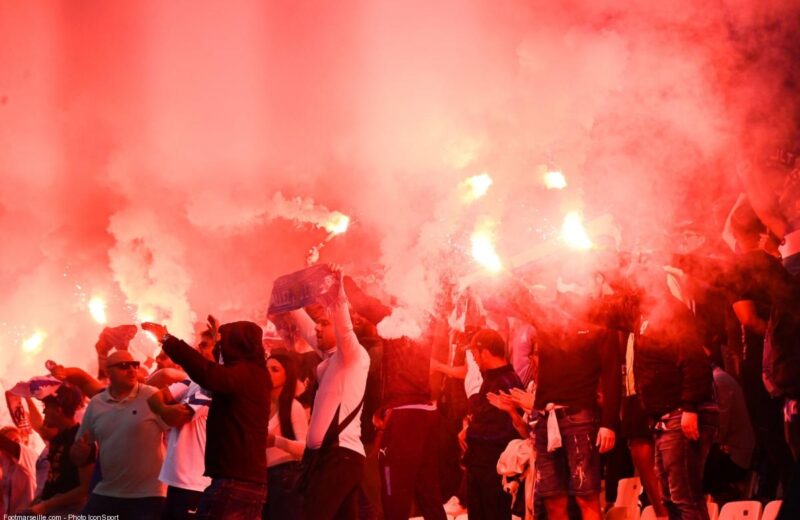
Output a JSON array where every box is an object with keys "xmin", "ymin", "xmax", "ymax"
[{"xmin": 1, "ymin": 0, "xmax": 799, "ymax": 388}]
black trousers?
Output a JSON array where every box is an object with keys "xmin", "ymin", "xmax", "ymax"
[
  {"xmin": 303, "ymin": 447, "xmax": 365, "ymax": 520},
  {"xmin": 162, "ymin": 486, "xmax": 204, "ymax": 520},
  {"xmin": 466, "ymin": 464, "xmax": 512, "ymax": 520},
  {"xmin": 379, "ymin": 408, "xmax": 446, "ymax": 520}
]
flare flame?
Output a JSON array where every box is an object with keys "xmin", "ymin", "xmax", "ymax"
[
  {"xmin": 460, "ymin": 173, "xmax": 493, "ymax": 203},
  {"xmin": 544, "ymin": 171, "xmax": 567, "ymax": 190},
  {"xmin": 561, "ymin": 211, "xmax": 593, "ymax": 250},
  {"xmin": 22, "ymin": 330, "xmax": 47, "ymax": 354},
  {"xmin": 470, "ymin": 219, "xmax": 503, "ymax": 273},
  {"xmin": 89, "ymin": 296, "xmax": 107, "ymax": 324}
]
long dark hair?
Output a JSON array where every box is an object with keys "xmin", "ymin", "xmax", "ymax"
[{"xmin": 268, "ymin": 350, "xmax": 299, "ymax": 440}]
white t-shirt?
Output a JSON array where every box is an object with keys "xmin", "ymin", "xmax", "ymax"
[
  {"xmin": 159, "ymin": 380, "xmax": 212, "ymax": 492},
  {"xmin": 0, "ymin": 442, "xmax": 38, "ymax": 513},
  {"xmin": 77, "ymin": 383, "xmax": 169, "ymax": 498},
  {"xmin": 267, "ymin": 399, "xmax": 308, "ymax": 467},
  {"xmin": 306, "ymin": 302, "xmax": 369, "ymax": 456}
]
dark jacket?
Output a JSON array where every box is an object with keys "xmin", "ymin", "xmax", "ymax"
[
  {"xmin": 634, "ymin": 298, "xmax": 713, "ymax": 417},
  {"xmin": 465, "ymin": 364, "xmax": 523, "ymax": 467},
  {"xmin": 381, "ymin": 336, "xmax": 432, "ymax": 409},
  {"xmin": 163, "ymin": 321, "xmax": 270, "ymax": 484},
  {"xmin": 533, "ymin": 323, "xmax": 622, "ymax": 431}
]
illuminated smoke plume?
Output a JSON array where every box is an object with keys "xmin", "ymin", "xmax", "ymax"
[
  {"xmin": 108, "ymin": 206, "xmax": 196, "ymax": 340},
  {"xmin": 1, "ymin": 0, "xmax": 799, "ymax": 404},
  {"xmin": 185, "ymin": 191, "xmax": 349, "ymax": 236}
]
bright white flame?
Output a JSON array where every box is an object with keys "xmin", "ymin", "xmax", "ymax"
[
  {"xmin": 561, "ymin": 212, "xmax": 593, "ymax": 250},
  {"xmin": 323, "ymin": 212, "xmax": 350, "ymax": 235},
  {"xmin": 22, "ymin": 330, "xmax": 47, "ymax": 354},
  {"xmin": 470, "ymin": 220, "xmax": 503, "ymax": 273},
  {"xmin": 89, "ymin": 296, "xmax": 107, "ymax": 324},
  {"xmin": 460, "ymin": 173, "xmax": 493, "ymax": 202},
  {"xmin": 544, "ymin": 171, "xmax": 567, "ymax": 190}
]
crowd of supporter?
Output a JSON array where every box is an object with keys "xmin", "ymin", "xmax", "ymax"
[{"xmin": 2, "ymin": 193, "xmax": 800, "ymax": 520}]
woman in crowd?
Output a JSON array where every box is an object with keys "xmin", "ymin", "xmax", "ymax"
[{"xmin": 263, "ymin": 350, "xmax": 308, "ymax": 520}]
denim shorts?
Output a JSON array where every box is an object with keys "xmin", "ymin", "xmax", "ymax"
[{"xmin": 533, "ymin": 408, "xmax": 601, "ymax": 497}]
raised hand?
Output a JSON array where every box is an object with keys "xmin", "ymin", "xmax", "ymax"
[
  {"xmin": 207, "ymin": 315, "xmax": 220, "ymax": 341},
  {"xmin": 45, "ymin": 360, "xmax": 67, "ymax": 381},
  {"xmin": 141, "ymin": 322, "xmax": 168, "ymax": 343}
]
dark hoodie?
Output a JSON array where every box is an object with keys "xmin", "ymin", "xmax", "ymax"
[{"xmin": 162, "ymin": 321, "xmax": 270, "ymax": 484}]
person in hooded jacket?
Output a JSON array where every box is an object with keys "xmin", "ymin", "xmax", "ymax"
[{"xmin": 143, "ymin": 318, "xmax": 271, "ymax": 520}]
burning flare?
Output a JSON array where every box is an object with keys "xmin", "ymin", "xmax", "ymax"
[
  {"xmin": 22, "ymin": 330, "xmax": 47, "ymax": 354},
  {"xmin": 136, "ymin": 310, "xmax": 160, "ymax": 343},
  {"xmin": 544, "ymin": 171, "xmax": 567, "ymax": 190},
  {"xmin": 89, "ymin": 296, "xmax": 107, "ymax": 324},
  {"xmin": 460, "ymin": 173, "xmax": 493, "ymax": 203},
  {"xmin": 323, "ymin": 212, "xmax": 350, "ymax": 236},
  {"xmin": 470, "ymin": 219, "xmax": 503, "ymax": 273},
  {"xmin": 561, "ymin": 211, "xmax": 593, "ymax": 250}
]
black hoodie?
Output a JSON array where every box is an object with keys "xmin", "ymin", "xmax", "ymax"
[{"xmin": 163, "ymin": 321, "xmax": 270, "ymax": 484}]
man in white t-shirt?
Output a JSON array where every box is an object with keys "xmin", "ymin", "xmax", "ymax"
[
  {"xmin": 0, "ymin": 426, "xmax": 39, "ymax": 514},
  {"xmin": 70, "ymin": 350, "xmax": 169, "ymax": 520},
  {"xmin": 148, "ymin": 329, "xmax": 215, "ymax": 520},
  {"xmin": 303, "ymin": 268, "xmax": 370, "ymax": 520}
]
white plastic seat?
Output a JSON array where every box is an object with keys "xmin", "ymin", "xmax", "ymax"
[
  {"xmin": 615, "ymin": 477, "xmax": 643, "ymax": 508},
  {"xmin": 718, "ymin": 500, "xmax": 762, "ymax": 520},
  {"xmin": 605, "ymin": 505, "xmax": 640, "ymax": 520},
  {"xmin": 761, "ymin": 500, "xmax": 783, "ymax": 520}
]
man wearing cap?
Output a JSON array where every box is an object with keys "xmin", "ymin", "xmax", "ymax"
[
  {"xmin": 70, "ymin": 350, "xmax": 169, "ymax": 520},
  {"xmin": 143, "ymin": 318, "xmax": 270, "ymax": 520},
  {"xmin": 462, "ymin": 329, "xmax": 524, "ymax": 520}
]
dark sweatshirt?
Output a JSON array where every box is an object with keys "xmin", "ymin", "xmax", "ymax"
[
  {"xmin": 533, "ymin": 323, "xmax": 622, "ymax": 431},
  {"xmin": 162, "ymin": 321, "xmax": 270, "ymax": 484},
  {"xmin": 381, "ymin": 336, "xmax": 432, "ymax": 409},
  {"xmin": 634, "ymin": 299, "xmax": 713, "ymax": 417}
]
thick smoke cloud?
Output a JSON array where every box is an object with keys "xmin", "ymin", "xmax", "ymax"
[{"xmin": 1, "ymin": 0, "xmax": 798, "ymax": 391}]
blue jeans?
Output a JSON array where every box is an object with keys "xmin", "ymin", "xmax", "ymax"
[
  {"xmin": 654, "ymin": 408, "xmax": 718, "ymax": 520},
  {"xmin": 197, "ymin": 478, "xmax": 267, "ymax": 520},
  {"xmin": 534, "ymin": 408, "xmax": 601, "ymax": 497}
]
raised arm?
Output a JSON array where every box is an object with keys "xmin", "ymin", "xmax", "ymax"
[
  {"xmin": 47, "ymin": 363, "xmax": 104, "ymax": 398},
  {"xmin": 24, "ymin": 397, "xmax": 58, "ymax": 441},
  {"xmin": 327, "ymin": 268, "xmax": 364, "ymax": 365},
  {"xmin": 160, "ymin": 335, "xmax": 243, "ymax": 394}
]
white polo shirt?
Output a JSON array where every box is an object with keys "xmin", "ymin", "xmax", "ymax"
[{"xmin": 77, "ymin": 383, "xmax": 168, "ymax": 498}]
